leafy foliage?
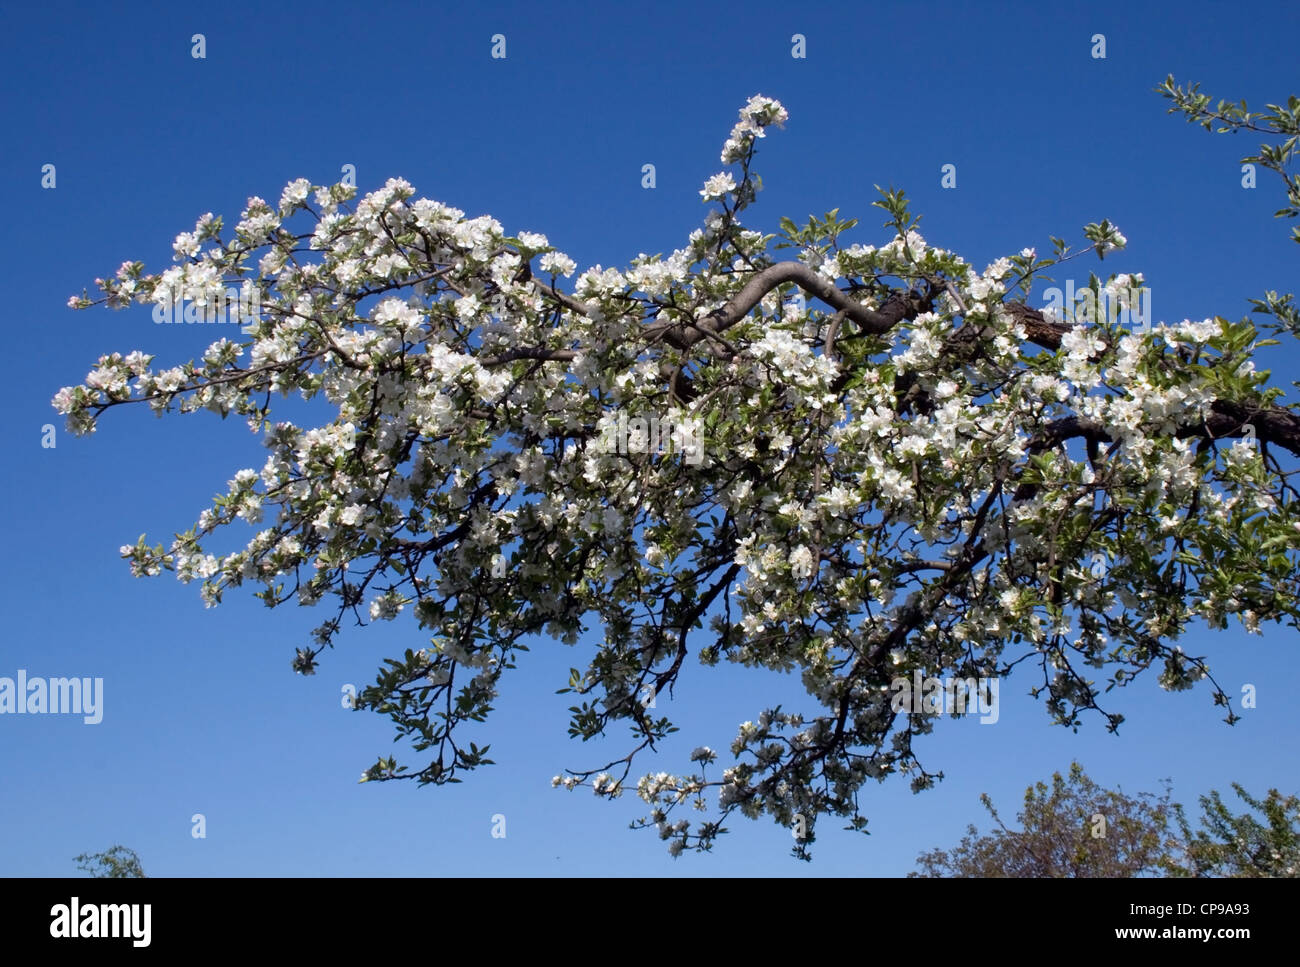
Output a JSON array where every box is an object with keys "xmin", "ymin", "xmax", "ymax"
[
  {"xmin": 1169, "ymin": 784, "xmax": 1300, "ymax": 877},
  {"xmin": 74, "ymin": 845, "xmax": 146, "ymax": 879}
]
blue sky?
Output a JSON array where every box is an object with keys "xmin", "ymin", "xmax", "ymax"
[{"xmin": 1, "ymin": 0, "xmax": 1298, "ymax": 876}]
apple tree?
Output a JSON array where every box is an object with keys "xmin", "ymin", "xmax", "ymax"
[{"xmin": 54, "ymin": 88, "xmax": 1300, "ymax": 859}]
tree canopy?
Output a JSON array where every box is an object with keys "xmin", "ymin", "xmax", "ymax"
[
  {"xmin": 911, "ymin": 762, "xmax": 1178, "ymax": 877},
  {"xmin": 54, "ymin": 83, "xmax": 1300, "ymax": 859},
  {"xmin": 911, "ymin": 763, "xmax": 1300, "ymax": 877},
  {"xmin": 74, "ymin": 845, "xmax": 146, "ymax": 879}
]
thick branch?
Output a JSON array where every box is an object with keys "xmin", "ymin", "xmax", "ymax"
[
  {"xmin": 642, "ymin": 262, "xmax": 932, "ymax": 351},
  {"xmin": 529, "ymin": 261, "xmax": 1300, "ymax": 456}
]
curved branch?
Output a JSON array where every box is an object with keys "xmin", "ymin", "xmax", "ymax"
[
  {"xmin": 642, "ymin": 262, "xmax": 933, "ymax": 351},
  {"xmin": 528, "ymin": 259, "xmax": 1300, "ymax": 457}
]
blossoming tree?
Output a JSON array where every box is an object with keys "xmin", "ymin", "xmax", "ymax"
[{"xmin": 54, "ymin": 86, "xmax": 1300, "ymax": 859}]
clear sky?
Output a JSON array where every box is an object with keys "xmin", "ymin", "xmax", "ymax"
[{"xmin": 1, "ymin": 0, "xmax": 1298, "ymax": 877}]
